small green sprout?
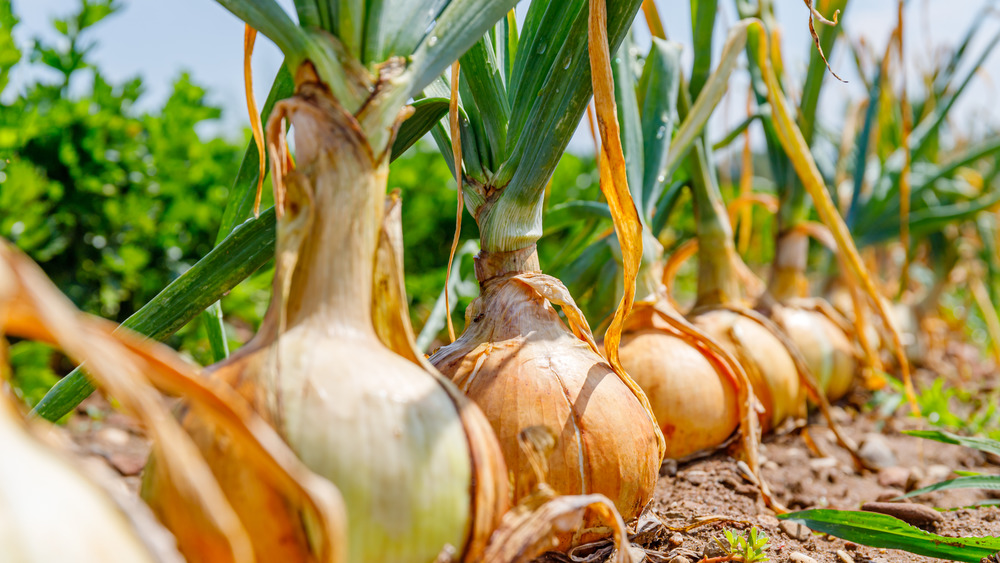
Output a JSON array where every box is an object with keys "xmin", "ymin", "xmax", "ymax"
[{"xmin": 715, "ymin": 527, "xmax": 770, "ymax": 562}]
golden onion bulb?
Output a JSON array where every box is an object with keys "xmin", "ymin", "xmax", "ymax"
[
  {"xmin": 619, "ymin": 306, "xmax": 740, "ymax": 459},
  {"xmin": 771, "ymin": 306, "xmax": 856, "ymax": 402},
  {"xmin": 430, "ymin": 258, "xmax": 660, "ymax": 548},
  {"xmin": 692, "ymin": 309, "xmax": 802, "ymax": 432}
]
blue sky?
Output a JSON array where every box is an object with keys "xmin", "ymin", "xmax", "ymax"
[{"xmin": 9, "ymin": 1, "xmax": 1000, "ymax": 150}]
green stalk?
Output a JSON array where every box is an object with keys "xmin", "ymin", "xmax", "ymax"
[
  {"xmin": 741, "ymin": 0, "xmax": 850, "ymax": 301},
  {"xmin": 33, "ymin": 209, "xmax": 277, "ymax": 421},
  {"xmin": 677, "ymin": 83, "xmax": 741, "ymax": 308}
]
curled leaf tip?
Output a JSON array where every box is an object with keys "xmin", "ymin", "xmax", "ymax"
[{"xmin": 804, "ymin": 0, "xmax": 847, "ymax": 83}]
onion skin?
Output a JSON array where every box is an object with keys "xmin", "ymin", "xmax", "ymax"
[
  {"xmin": 145, "ymin": 76, "xmax": 508, "ymax": 563},
  {"xmin": 692, "ymin": 309, "xmax": 802, "ymax": 432},
  {"xmin": 771, "ymin": 306, "xmax": 856, "ymax": 402},
  {"xmin": 619, "ymin": 306, "xmax": 740, "ymax": 459},
  {"xmin": 430, "ymin": 270, "xmax": 660, "ymax": 548}
]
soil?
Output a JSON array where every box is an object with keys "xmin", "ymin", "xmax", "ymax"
[{"xmin": 64, "ymin": 371, "xmax": 1000, "ymax": 563}]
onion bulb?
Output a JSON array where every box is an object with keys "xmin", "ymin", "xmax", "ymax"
[
  {"xmin": 692, "ymin": 308, "xmax": 802, "ymax": 432},
  {"xmin": 430, "ymin": 247, "xmax": 661, "ymax": 548},
  {"xmin": 143, "ymin": 74, "xmax": 508, "ymax": 563},
  {"xmin": 618, "ymin": 259, "xmax": 741, "ymax": 458},
  {"xmin": 0, "ymin": 395, "xmax": 166, "ymax": 563},
  {"xmin": 770, "ymin": 303, "xmax": 856, "ymax": 401}
]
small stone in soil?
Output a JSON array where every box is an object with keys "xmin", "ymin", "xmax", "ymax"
[
  {"xmin": 779, "ymin": 520, "xmax": 812, "ymax": 541},
  {"xmin": 876, "ymin": 466, "xmax": 910, "ymax": 489},
  {"xmin": 702, "ymin": 541, "xmax": 726, "ymax": 558},
  {"xmin": 681, "ymin": 470, "xmax": 710, "ymax": 485},
  {"xmin": 836, "ymin": 549, "xmax": 855, "ymax": 563},
  {"xmin": 925, "ymin": 464, "xmax": 953, "ymax": 482},
  {"xmin": 108, "ymin": 452, "xmax": 146, "ymax": 476},
  {"xmin": 668, "ymin": 533, "xmax": 684, "ymax": 548},
  {"xmin": 789, "ymin": 552, "xmax": 819, "ymax": 563},
  {"xmin": 861, "ymin": 501, "xmax": 944, "ymax": 526},
  {"xmin": 858, "ymin": 433, "xmax": 897, "ymax": 469},
  {"xmin": 668, "ymin": 557, "xmax": 691, "ymax": 563}
]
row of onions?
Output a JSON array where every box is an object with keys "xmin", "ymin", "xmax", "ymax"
[{"xmin": 8, "ymin": 0, "xmax": 1000, "ymax": 561}]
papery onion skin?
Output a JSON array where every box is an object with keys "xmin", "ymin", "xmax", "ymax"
[
  {"xmin": 431, "ymin": 264, "xmax": 660, "ymax": 548},
  {"xmin": 692, "ymin": 309, "xmax": 802, "ymax": 432},
  {"xmin": 772, "ymin": 307, "xmax": 856, "ymax": 402},
  {"xmin": 619, "ymin": 307, "xmax": 740, "ymax": 459}
]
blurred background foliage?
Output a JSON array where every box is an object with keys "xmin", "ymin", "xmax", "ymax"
[{"xmin": 4, "ymin": 0, "xmax": 999, "ymax": 425}]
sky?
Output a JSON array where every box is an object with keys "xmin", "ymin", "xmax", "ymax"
[{"xmin": 8, "ymin": 0, "xmax": 1000, "ymax": 152}]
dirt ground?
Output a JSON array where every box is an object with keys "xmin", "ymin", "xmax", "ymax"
[{"xmin": 65, "ymin": 374, "xmax": 1000, "ymax": 563}]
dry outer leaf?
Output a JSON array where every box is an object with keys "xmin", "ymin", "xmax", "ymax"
[
  {"xmin": 588, "ymin": 0, "xmax": 665, "ymax": 461},
  {"xmin": 744, "ymin": 18, "xmax": 918, "ymax": 411},
  {"xmin": 0, "ymin": 241, "xmax": 347, "ymax": 563},
  {"xmin": 445, "ymin": 61, "xmax": 464, "ymax": 343},
  {"xmin": 244, "ymin": 24, "xmax": 266, "ymax": 217}
]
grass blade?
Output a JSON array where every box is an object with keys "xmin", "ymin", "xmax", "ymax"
[
  {"xmin": 904, "ymin": 430, "xmax": 1000, "ymax": 456},
  {"xmin": 779, "ymin": 509, "xmax": 1000, "ymax": 562},
  {"xmin": 897, "ymin": 475, "xmax": 1000, "ymax": 499}
]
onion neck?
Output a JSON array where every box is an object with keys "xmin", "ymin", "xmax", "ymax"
[
  {"xmin": 690, "ymin": 142, "xmax": 741, "ymax": 308},
  {"xmin": 280, "ymin": 94, "xmax": 386, "ymax": 340},
  {"xmin": 474, "ymin": 244, "xmax": 541, "ymax": 284},
  {"xmin": 768, "ymin": 229, "xmax": 810, "ymax": 302}
]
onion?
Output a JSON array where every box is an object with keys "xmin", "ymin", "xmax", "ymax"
[
  {"xmin": 1, "ymin": 240, "xmax": 347, "ymax": 563},
  {"xmin": 771, "ymin": 303, "xmax": 856, "ymax": 401},
  {"xmin": 0, "ymin": 395, "xmax": 167, "ymax": 563},
  {"xmin": 692, "ymin": 308, "xmax": 802, "ymax": 432},
  {"xmin": 430, "ymin": 246, "xmax": 660, "ymax": 548},
  {"xmin": 766, "ymin": 231, "xmax": 858, "ymax": 402},
  {"xmin": 617, "ymin": 255, "xmax": 741, "ymax": 458},
  {"xmin": 144, "ymin": 73, "xmax": 509, "ymax": 563}
]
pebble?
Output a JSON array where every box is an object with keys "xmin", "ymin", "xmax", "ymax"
[
  {"xmin": 702, "ymin": 541, "xmax": 726, "ymax": 558},
  {"xmin": 809, "ymin": 457, "xmax": 840, "ymax": 471},
  {"xmin": 681, "ymin": 470, "xmax": 710, "ymax": 485},
  {"xmin": 861, "ymin": 502, "xmax": 944, "ymax": 526},
  {"xmin": 667, "ymin": 533, "xmax": 684, "ymax": 548},
  {"xmin": 789, "ymin": 552, "xmax": 819, "ymax": 563},
  {"xmin": 877, "ymin": 466, "xmax": 910, "ymax": 489},
  {"xmin": 835, "ymin": 549, "xmax": 854, "ymax": 563},
  {"xmin": 108, "ymin": 452, "xmax": 145, "ymax": 476},
  {"xmin": 907, "ymin": 466, "xmax": 925, "ymax": 491},
  {"xmin": 926, "ymin": 464, "xmax": 953, "ymax": 482},
  {"xmin": 95, "ymin": 427, "xmax": 130, "ymax": 447},
  {"xmin": 779, "ymin": 520, "xmax": 812, "ymax": 541},
  {"xmin": 757, "ymin": 514, "xmax": 781, "ymax": 528},
  {"xmin": 668, "ymin": 557, "xmax": 691, "ymax": 563},
  {"xmin": 858, "ymin": 433, "xmax": 897, "ymax": 469}
]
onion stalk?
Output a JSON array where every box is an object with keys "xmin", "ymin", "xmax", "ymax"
[
  {"xmin": 136, "ymin": 1, "xmax": 525, "ymax": 560},
  {"xmin": 426, "ymin": 0, "xmax": 662, "ymax": 547}
]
